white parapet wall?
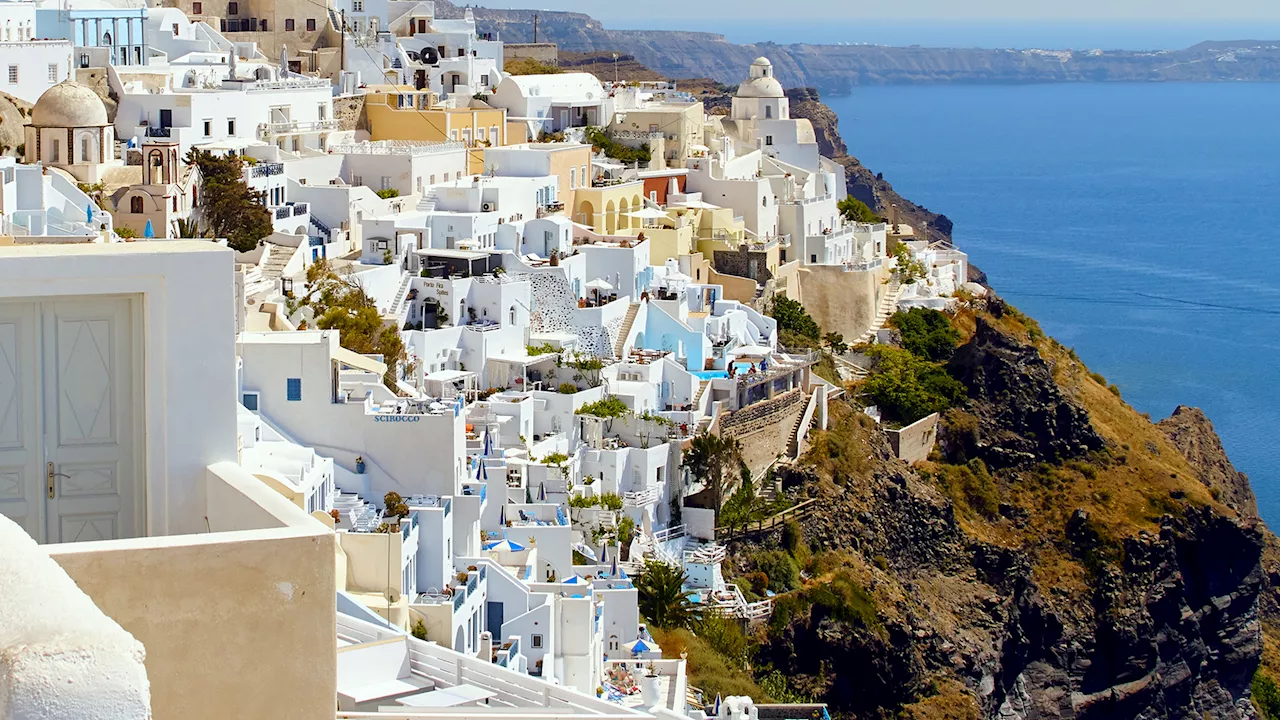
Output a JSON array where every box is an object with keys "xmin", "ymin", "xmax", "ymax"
[{"xmin": 0, "ymin": 516, "xmax": 151, "ymax": 720}]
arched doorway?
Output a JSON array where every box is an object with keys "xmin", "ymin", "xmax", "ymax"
[{"xmin": 604, "ymin": 199, "xmax": 616, "ymax": 235}]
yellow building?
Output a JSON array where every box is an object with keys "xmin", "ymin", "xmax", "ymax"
[
  {"xmin": 364, "ymin": 86, "xmax": 510, "ymax": 173},
  {"xmin": 573, "ymin": 180, "xmax": 647, "ymax": 236},
  {"xmin": 483, "ymin": 142, "xmax": 592, "ymax": 220},
  {"xmin": 607, "ymin": 101, "xmax": 705, "ymax": 169}
]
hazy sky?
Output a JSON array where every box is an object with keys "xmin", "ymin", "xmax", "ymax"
[{"xmin": 546, "ymin": 0, "xmax": 1280, "ymax": 22}]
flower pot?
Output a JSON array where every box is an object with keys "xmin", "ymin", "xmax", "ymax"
[
  {"xmin": 356, "ymin": 460, "xmax": 366, "ymax": 474},
  {"xmin": 640, "ymin": 673, "xmax": 660, "ymax": 707}
]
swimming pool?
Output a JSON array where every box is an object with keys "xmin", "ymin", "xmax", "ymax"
[{"xmin": 691, "ymin": 370, "xmax": 728, "ymax": 380}]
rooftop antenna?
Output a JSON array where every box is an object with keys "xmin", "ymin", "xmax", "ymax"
[{"xmin": 532, "ymin": 13, "xmax": 537, "ymax": 43}]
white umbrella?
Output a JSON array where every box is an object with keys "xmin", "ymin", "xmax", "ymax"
[
  {"xmin": 585, "ymin": 278, "xmax": 614, "ymax": 291},
  {"xmin": 625, "ymin": 207, "xmax": 669, "ymax": 220}
]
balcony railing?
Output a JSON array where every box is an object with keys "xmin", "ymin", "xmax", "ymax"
[
  {"xmin": 245, "ymin": 77, "xmax": 332, "ymax": 91},
  {"xmin": 144, "ymin": 126, "xmax": 172, "ymax": 138},
  {"xmin": 274, "ymin": 207, "xmax": 291, "ymax": 220},
  {"xmin": 291, "ymin": 202, "xmax": 309, "ymax": 216},
  {"xmin": 257, "ymin": 119, "xmax": 341, "ymax": 138},
  {"xmin": 330, "ymin": 140, "xmax": 466, "ymax": 156},
  {"xmin": 250, "ymin": 162, "xmax": 284, "ymax": 178},
  {"xmin": 401, "ymin": 511, "xmax": 420, "ymax": 540}
]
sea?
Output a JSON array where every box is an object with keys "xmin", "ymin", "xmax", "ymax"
[{"xmin": 820, "ymin": 83, "xmax": 1280, "ymax": 526}]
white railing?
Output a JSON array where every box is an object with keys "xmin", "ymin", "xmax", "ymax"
[
  {"xmin": 336, "ymin": 615, "xmax": 649, "ymax": 717},
  {"xmin": 258, "ymin": 119, "xmax": 341, "ymax": 138},
  {"xmin": 652, "ymin": 524, "xmax": 686, "ymax": 543},
  {"xmin": 245, "ymin": 77, "xmax": 332, "ymax": 91},
  {"xmin": 331, "ymin": 139, "xmax": 467, "ymax": 156},
  {"xmin": 683, "ymin": 543, "xmax": 726, "ymax": 565},
  {"xmin": 622, "ymin": 487, "xmax": 660, "ymax": 508}
]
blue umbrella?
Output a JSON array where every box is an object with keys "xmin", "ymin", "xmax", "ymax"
[
  {"xmin": 143, "ymin": 219, "xmax": 154, "ymax": 238},
  {"xmin": 85, "ymin": 204, "xmax": 93, "ymax": 223},
  {"xmin": 475, "ymin": 458, "xmax": 487, "ymax": 481},
  {"xmin": 482, "ymin": 428, "xmax": 492, "ymax": 457}
]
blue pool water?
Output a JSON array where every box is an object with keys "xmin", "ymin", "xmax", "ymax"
[
  {"xmin": 826, "ymin": 83, "xmax": 1280, "ymax": 526},
  {"xmin": 692, "ymin": 370, "xmax": 728, "ymax": 380}
]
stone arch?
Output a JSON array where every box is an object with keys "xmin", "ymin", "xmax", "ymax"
[
  {"xmin": 577, "ymin": 199, "xmax": 595, "ymax": 229},
  {"xmin": 604, "ymin": 199, "xmax": 616, "ymax": 235},
  {"xmin": 617, "ymin": 197, "xmax": 629, "ymax": 230},
  {"xmin": 454, "ymin": 625, "xmax": 466, "ymax": 652},
  {"xmin": 632, "ymin": 194, "xmax": 642, "ymax": 213},
  {"xmin": 294, "ymin": 225, "xmax": 306, "ymax": 235}
]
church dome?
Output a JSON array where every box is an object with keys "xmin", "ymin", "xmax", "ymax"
[
  {"xmin": 32, "ymin": 81, "xmax": 109, "ymax": 128},
  {"xmin": 737, "ymin": 56, "xmax": 784, "ymax": 98}
]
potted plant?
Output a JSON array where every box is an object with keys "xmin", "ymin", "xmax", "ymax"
[
  {"xmin": 355, "ymin": 456, "xmax": 366, "ymax": 474},
  {"xmin": 640, "ymin": 661, "xmax": 660, "ymax": 706}
]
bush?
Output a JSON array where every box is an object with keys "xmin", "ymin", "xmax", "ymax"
[
  {"xmin": 576, "ymin": 395, "xmax": 629, "ymax": 419},
  {"xmin": 890, "ymin": 308, "xmax": 961, "ymax": 361},
  {"xmin": 1254, "ymin": 673, "xmax": 1280, "ymax": 720},
  {"xmin": 780, "ymin": 519, "xmax": 808, "ymax": 562},
  {"xmin": 838, "ymin": 196, "xmax": 882, "ymax": 224},
  {"xmin": 768, "ymin": 295, "xmax": 821, "ymax": 345},
  {"xmin": 806, "ymin": 570, "xmax": 880, "ymax": 629},
  {"xmin": 862, "ymin": 345, "xmax": 966, "ymax": 425},
  {"xmin": 558, "ymin": 382, "xmax": 578, "ymax": 394},
  {"xmin": 375, "ymin": 188, "xmax": 400, "ymax": 199},
  {"xmin": 935, "ymin": 459, "xmax": 999, "ymax": 519},
  {"xmin": 584, "ymin": 126, "xmax": 650, "ymax": 164},
  {"xmin": 752, "ymin": 549, "xmax": 799, "ymax": 592}
]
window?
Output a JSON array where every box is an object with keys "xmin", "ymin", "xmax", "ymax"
[
  {"xmin": 80, "ymin": 136, "xmax": 90, "ymax": 162},
  {"xmin": 227, "ymin": 118, "xmax": 236, "ymax": 134},
  {"xmin": 429, "ymin": 174, "xmax": 435, "ymax": 184},
  {"xmin": 259, "ymin": 19, "xmax": 267, "ymax": 30},
  {"xmin": 47, "ymin": 64, "xmax": 57, "ymax": 82},
  {"xmin": 286, "ymin": 378, "xmax": 302, "ymax": 401},
  {"xmin": 202, "ymin": 119, "xmax": 212, "ymax": 137},
  {"xmin": 765, "ymin": 135, "xmax": 773, "ymax": 146},
  {"xmin": 352, "ymin": 0, "xmax": 363, "ymax": 10},
  {"xmin": 318, "ymin": 103, "xmax": 327, "ymax": 120},
  {"xmin": 227, "ymin": 2, "xmax": 238, "ymax": 14},
  {"xmin": 306, "ymin": 18, "xmax": 316, "ymax": 31},
  {"xmin": 531, "ymin": 634, "xmax": 543, "ymax": 649},
  {"xmin": 380, "ymin": 176, "xmax": 391, "ymax": 190},
  {"xmin": 49, "ymin": 138, "xmax": 59, "ymax": 163},
  {"xmin": 480, "ymin": 74, "xmax": 489, "ymax": 86},
  {"xmin": 352, "ymin": 174, "xmax": 362, "ymax": 187},
  {"xmin": 810, "ymin": 254, "xmax": 817, "ymax": 263},
  {"xmin": 192, "ymin": 1, "xmax": 202, "ymax": 13},
  {"xmin": 765, "ymin": 105, "xmax": 772, "ymax": 119},
  {"xmin": 478, "ymin": 127, "xmax": 486, "ymax": 143},
  {"xmin": 7, "ymin": 65, "xmax": 16, "ymax": 84},
  {"xmin": 173, "ymin": 23, "xmax": 181, "ymax": 34},
  {"xmin": 569, "ymin": 167, "xmax": 575, "ymax": 189},
  {"xmin": 455, "ymin": 171, "xmax": 461, "ymax": 180},
  {"xmin": 130, "ymin": 196, "xmax": 143, "ymax": 213},
  {"xmin": 242, "ymin": 392, "xmax": 259, "ymax": 411},
  {"xmin": 284, "ymin": 18, "xmax": 294, "ymax": 31}
]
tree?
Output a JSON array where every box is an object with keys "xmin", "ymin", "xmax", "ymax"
[
  {"xmin": 838, "ymin": 196, "xmax": 882, "ymax": 224},
  {"xmin": 172, "ymin": 217, "xmax": 210, "ymax": 239},
  {"xmin": 636, "ymin": 560, "xmax": 701, "ymax": 629},
  {"xmin": 684, "ymin": 432, "xmax": 743, "ymax": 523},
  {"xmin": 861, "ymin": 345, "xmax": 966, "ymax": 425},
  {"xmin": 768, "ymin": 295, "xmax": 821, "ymax": 347},
  {"xmin": 890, "ymin": 307, "xmax": 960, "ymax": 362},
  {"xmin": 823, "ymin": 331, "xmax": 848, "ymax": 356},
  {"xmin": 188, "ymin": 149, "xmax": 273, "ymax": 253},
  {"xmin": 294, "ymin": 259, "xmax": 407, "ymax": 390},
  {"xmin": 891, "ymin": 243, "xmax": 927, "ymax": 285}
]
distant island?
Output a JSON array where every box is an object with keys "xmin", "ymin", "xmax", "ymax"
[{"xmin": 436, "ymin": 2, "xmax": 1280, "ymax": 93}]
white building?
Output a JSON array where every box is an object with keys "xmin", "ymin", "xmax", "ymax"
[
  {"xmin": 0, "ymin": 0, "xmax": 72, "ymax": 104},
  {"xmin": 24, "ymin": 80, "xmax": 119, "ymax": 183},
  {"xmin": 490, "ymin": 73, "xmax": 607, "ymax": 136}
]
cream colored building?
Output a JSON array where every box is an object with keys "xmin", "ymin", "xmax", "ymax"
[
  {"xmin": 608, "ymin": 100, "xmax": 704, "ymax": 169},
  {"xmin": 24, "ymin": 80, "xmax": 119, "ymax": 183}
]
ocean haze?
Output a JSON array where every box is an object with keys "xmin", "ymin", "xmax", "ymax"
[
  {"xmin": 825, "ymin": 83, "xmax": 1280, "ymax": 526},
  {"xmin": 601, "ymin": 19, "xmax": 1280, "ymax": 50}
]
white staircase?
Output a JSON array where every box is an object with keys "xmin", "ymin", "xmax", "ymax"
[
  {"xmin": 613, "ymin": 302, "xmax": 641, "ymax": 358},
  {"xmin": 416, "ymin": 188, "xmax": 439, "ymax": 212},
  {"xmin": 259, "ymin": 242, "xmax": 292, "ymax": 283},
  {"xmin": 385, "ymin": 272, "xmax": 413, "ymax": 326},
  {"xmin": 854, "ymin": 280, "xmax": 904, "ymax": 345}
]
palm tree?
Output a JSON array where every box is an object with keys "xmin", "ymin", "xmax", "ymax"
[
  {"xmin": 683, "ymin": 432, "xmax": 743, "ymax": 524},
  {"xmin": 636, "ymin": 560, "xmax": 700, "ymax": 630},
  {"xmin": 173, "ymin": 217, "xmax": 209, "ymax": 239}
]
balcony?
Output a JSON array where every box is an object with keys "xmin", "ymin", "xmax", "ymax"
[
  {"xmin": 144, "ymin": 126, "xmax": 172, "ymax": 138},
  {"xmin": 257, "ymin": 119, "xmax": 341, "ymax": 139},
  {"xmin": 250, "ymin": 162, "xmax": 285, "ymax": 178}
]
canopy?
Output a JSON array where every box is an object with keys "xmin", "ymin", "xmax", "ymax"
[
  {"xmin": 333, "ymin": 346, "xmax": 388, "ymax": 376},
  {"xmin": 572, "ymin": 543, "xmax": 598, "ymax": 563},
  {"xmin": 625, "ymin": 207, "xmax": 668, "ymax": 220},
  {"xmin": 585, "ymin": 278, "xmax": 614, "ymax": 291}
]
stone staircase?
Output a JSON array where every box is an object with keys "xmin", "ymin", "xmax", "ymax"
[
  {"xmin": 786, "ymin": 392, "xmax": 811, "ymax": 458},
  {"xmin": 385, "ymin": 272, "xmax": 413, "ymax": 326},
  {"xmin": 854, "ymin": 280, "xmax": 904, "ymax": 345},
  {"xmin": 613, "ymin": 302, "xmax": 640, "ymax": 358},
  {"xmin": 259, "ymin": 243, "xmax": 292, "ymax": 285},
  {"xmin": 692, "ymin": 379, "xmax": 709, "ymax": 408},
  {"xmin": 416, "ymin": 188, "xmax": 439, "ymax": 212}
]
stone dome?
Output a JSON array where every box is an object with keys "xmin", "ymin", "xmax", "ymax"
[
  {"xmin": 736, "ymin": 75, "xmax": 784, "ymax": 99},
  {"xmin": 32, "ymin": 81, "xmax": 109, "ymax": 128}
]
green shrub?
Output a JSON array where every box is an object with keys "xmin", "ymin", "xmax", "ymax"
[
  {"xmin": 584, "ymin": 127, "xmax": 650, "ymax": 164},
  {"xmin": 558, "ymin": 382, "xmax": 578, "ymax": 394},
  {"xmin": 752, "ymin": 549, "xmax": 799, "ymax": 592},
  {"xmin": 889, "ymin": 307, "xmax": 961, "ymax": 361},
  {"xmin": 576, "ymin": 395, "xmax": 629, "ymax": 419},
  {"xmin": 837, "ymin": 196, "xmax": 882, "ymax": 224},
  {"xmin": 1256, "ymin": 673, "xmax": 1280, "ymax": 720},
  {"xmin": 375, "ymin": 188, "xmax": 400, "ymax": 199},
  {"xmin": 768, "ymin": 295, "xmax": 821, "ymax": 346},
  {"xmin": 862, "ymin": 345, "xmax": 966, "ymax": 425},
  {"xmin": 936, "ymin": 459, "xmax": 1000, "ymax": 519}
]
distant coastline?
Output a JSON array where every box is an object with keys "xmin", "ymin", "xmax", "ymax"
[{"xmin": 435, "ymin": 1, "xmax": 1280, "ymax": 92}]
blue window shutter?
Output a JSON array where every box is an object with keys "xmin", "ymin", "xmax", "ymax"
[{"xmin": 286, "ymin": 378, "xmax": 302, "ymax": 401}]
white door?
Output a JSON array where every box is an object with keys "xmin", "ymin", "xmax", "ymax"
[
  {"xmin": 0, "ymin": 297, "xmax": 142, "ymax": 543},
  {"xmin": 0, "ymin": 303, "xmax": 41, "ymax": 539}
]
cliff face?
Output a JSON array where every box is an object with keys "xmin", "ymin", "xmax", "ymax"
[
  {"xmin": 438, "ymin": 0, "xmax": 1280, "ymax": 92},
  {"xmin": 1158, "ymin": 406, "xmax": 1259, "ymax": 519},
  {"xmin": 746, "ymin": 311, "xmax": 1268, "ymax": 719}
]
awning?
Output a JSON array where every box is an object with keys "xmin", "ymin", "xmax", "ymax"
[{"xmin": 333, "ymin": 346, "xmax": 387, "ymax": 376}]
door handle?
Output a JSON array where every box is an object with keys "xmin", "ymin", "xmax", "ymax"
[{"xmin": 47, "ymin": 462, "xmax": 70, "ymax": 499}]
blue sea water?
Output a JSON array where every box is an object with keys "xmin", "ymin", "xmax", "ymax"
[{"xmin": 823, "ymin": 84, "xmax": 1280, "ymax": 525}]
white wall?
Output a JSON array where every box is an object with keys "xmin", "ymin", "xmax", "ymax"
[{"xmin": 0, "ymin": 242, "xmax": 239, "ymax": 536}]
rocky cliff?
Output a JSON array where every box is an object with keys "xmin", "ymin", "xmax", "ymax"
[
  {"xmin": 436, "ymin": 0, "xmax": 1280, "ymax": 92},
  {"xmin": 738, "ymin": 304, "xmax": 1269, "ymax": 719}
]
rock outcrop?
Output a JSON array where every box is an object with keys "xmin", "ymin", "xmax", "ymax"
[
  {"xmin": 947, "ymin": 314, "xmax": 1105, "ymax": 468},
  {"xmin": 1158, "ymin": 406, "xmax": 1259, "ymax": 519}
]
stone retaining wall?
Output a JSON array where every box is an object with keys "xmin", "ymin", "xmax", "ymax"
[{"xmin": 719, "ymin": 389, "xmax": 807, "ymax": 478}]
